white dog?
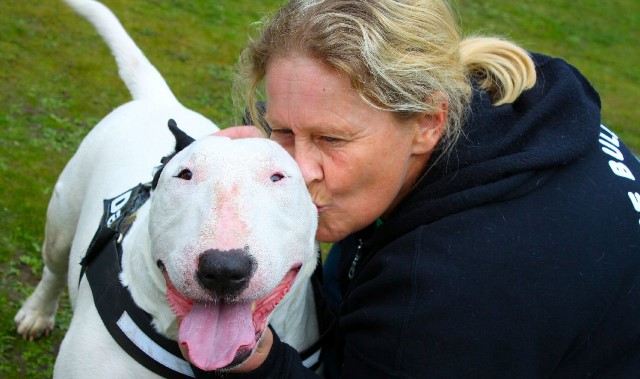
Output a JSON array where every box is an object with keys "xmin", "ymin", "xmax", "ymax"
[{"xmin": 14, "ymin": 0, "xmax": 320, "ymax": 377}]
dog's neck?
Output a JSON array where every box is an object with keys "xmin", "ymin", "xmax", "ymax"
[{"xmin": 119, "ymin": 201, "xmax": 179, "ymax": 339}]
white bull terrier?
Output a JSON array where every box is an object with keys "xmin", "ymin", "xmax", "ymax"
[{"xmin": 14, "ymin": 0, "xmax": 320, "ymax": 377}]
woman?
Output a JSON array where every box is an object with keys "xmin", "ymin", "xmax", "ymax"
[{"xmin": 199, "ymin": 0, "xmax": 640, "ymax": 377}]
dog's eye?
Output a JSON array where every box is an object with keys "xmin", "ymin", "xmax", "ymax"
[
  {"xmin": 270, "ymin": 173, "xmax": 285, "ymax": 182},
  {"xmin": 176, "ymin": 169, "xmax": 193, "ymax": 180}
]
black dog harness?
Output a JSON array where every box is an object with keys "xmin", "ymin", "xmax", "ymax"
[{"xmin": 79, "ymin": 184, "xmax": 326, "ymax": 377}]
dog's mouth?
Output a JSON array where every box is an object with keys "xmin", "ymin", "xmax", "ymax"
[{"xmin": 160, "ymin": 264, "xmax": 300, "ymax": 371}]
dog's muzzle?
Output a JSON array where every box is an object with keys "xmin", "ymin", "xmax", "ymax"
[
  {"xmin": 159, "ymin": 256, "xmax": 301, "ymax": 371},
  {"xmin": 196, "ymin": 248, "xmax": 255, "ymax": 300}
]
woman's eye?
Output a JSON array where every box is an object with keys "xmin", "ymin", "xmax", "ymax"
[
  {"xmin": 270, "ymin": 173, "xmax": 285, "ymax": 182},
  {"xmin": 270, "ymin": 129, "xmax": 293, "ymax": 141},
  {"xmin": 320, "ymin": 135, "xmax": 346, "ymax": 145},
  {"xmin": 176, "ymin": 169, "xmax": 193, "ymax": 180},
  {"xmin": 321, "ymin": 136, "xmax": 340, "ymax": 143},
  {"xmin": 271, "ymin": 129, "xmax": 293, "ymax": 136}
]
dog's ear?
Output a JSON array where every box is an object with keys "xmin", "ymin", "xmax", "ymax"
[
  {"xmin": 168, "ymin": 119, "xmax": 195, "ymax": 154},
  {"xmin": 151, "ymin": 119, "xmax": 196, "ymax": 190}
]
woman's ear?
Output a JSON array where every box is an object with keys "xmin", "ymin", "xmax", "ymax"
[{"xmin": 411, "ymin": 101, "xmax": 447, "ymax": 155}]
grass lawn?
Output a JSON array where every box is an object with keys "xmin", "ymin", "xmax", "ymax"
[{"xmin": 0, "ymin": 0, "xmax": 637, "ymax": 377}]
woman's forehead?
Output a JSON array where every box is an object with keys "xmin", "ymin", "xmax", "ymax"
[{"xmin": 264, "ymin": 55, "xmax": 376, "ymax": 132}]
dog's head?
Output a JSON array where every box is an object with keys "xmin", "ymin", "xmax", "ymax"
[{"xmin": 149, "ymin": 121, "xmax": 317, "ymax": 371}]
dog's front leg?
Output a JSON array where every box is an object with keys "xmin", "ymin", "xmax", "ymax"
[{"xmin": 15, "ymin": 184, "xmax": 77, "ymax": 340}]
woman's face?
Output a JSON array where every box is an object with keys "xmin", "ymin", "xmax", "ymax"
[{"xmin": 265, "ymin": 54, "xmax": 442, "ymax": 242}]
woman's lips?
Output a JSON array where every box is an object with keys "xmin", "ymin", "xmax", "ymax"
[
  {"xmin": 314, "ymin": 203, "xmax": 328, "ymax": 212},
  {"xmin": 310, "ymin": 190, "xmax": 329, "ymax": 212}
]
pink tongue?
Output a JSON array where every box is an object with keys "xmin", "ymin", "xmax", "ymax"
[{"xmin": 178, "ymin": 301, "xmax": 255, "ymax": 370}]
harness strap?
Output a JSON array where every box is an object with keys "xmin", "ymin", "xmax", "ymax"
[
  {"xmin": 80, "ymin": 183, "xmax": 152, "ymax": 283},
  {"xmin": 87, "ymin": 237, "xmax": 197, "ymax": 377},
  {"xmin": 80, "ymin": 184, "xmax": 197, "ymax": 377}
]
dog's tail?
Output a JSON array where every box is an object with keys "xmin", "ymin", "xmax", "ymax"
[{"xmin": 63, "ymin": 0, "xmax": 177, "ymax": 102}]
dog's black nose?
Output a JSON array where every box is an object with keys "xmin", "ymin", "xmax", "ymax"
[{"xmin": 197, "ymin": 249, "xmax": 255, "ymax": 298}]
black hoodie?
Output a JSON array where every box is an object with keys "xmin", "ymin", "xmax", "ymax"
[{"xmin": 203, "ymin": 53, "xmax": 640, "ymax": 378}]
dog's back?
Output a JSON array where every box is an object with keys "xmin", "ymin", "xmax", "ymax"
[
  {"xmin": 16, "ymin": 0, "xmax": 217, "ymax": 341},
  {"xmin": 56, "ymin": 0, "xmax": 218, "ymax": 296}
]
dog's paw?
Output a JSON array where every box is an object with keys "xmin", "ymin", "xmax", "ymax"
[{"xmin": 14, "ymin": 295, "xmax": 58, "ymax": 341}]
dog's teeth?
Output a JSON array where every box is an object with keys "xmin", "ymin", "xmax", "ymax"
[{"xmin": 251, "ymin": 302, "xmax": 256, "ymax": 312}]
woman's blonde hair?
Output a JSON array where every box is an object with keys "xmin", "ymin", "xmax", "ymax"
[{"xmin": 238, "ymin": 0, "xmax": 536, "ymax": 151}]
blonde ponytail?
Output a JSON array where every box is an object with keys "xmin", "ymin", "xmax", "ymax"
[{"xmin": 459, "ymin": 37, "xmax": 537, "ymax": 105}]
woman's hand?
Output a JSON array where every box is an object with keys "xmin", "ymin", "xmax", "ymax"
[
  {"xmin": 213, "ymin": 125, "xmax": 264, "ymax": 139},
  {"xmin": 229, "ymin": 326, "xmax": 274, "ymax": 373}
]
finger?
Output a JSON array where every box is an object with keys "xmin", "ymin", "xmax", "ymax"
[{"xmin": 213, "ymin": 126, "xmax": 264, "ymax": 139}]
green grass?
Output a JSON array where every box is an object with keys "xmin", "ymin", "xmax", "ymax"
[{"xmin": 0, "ymin": 0, "xmax": 637, "ymax": 377}]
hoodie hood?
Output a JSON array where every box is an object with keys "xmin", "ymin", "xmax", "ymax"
[{"xmin": 375, "ymin": 53, "xmax": 602, "ymax": 247}]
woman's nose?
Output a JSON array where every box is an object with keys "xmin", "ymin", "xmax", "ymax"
[{"xmin": 294, "ymin": 143, "xmax": 323, "ymax": 186}]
